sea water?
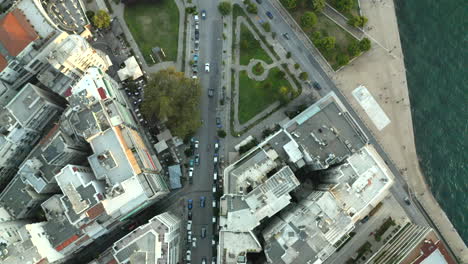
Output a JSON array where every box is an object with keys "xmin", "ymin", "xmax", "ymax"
[{"xmin": 395, "ymin": 0, "xmax": 467, "ymax": 243}]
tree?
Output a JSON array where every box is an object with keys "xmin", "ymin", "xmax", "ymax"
[
  {"xmin": 86, "ymin": 10, "xmax": 95, "ymax": 21},
  {"xmin": 262, "ymin": 22, "xmax": 271, "ymax": 32},
  {"xmin": 348, "ymin": 15, "xmax": 368, "ymax": 27},
  {"xmin": 299, "ymin": 72, "xmax": 308, "ymax": 80},
  {"xmin": 218, "ymin": 1, "xmax": 231, "ymax": 16},
  {"xmin": 278, "ymin": 86, "xmax": 291, "ymax": 104},
  {"xmin": 217, "ymin": 130, "xmax": 227, "ymax": 138},
  {"xmin": 311, "ymin": 0, "xmax": 325, "ymax": 11},
  {"xmin": 246, "ymin": 3, "xmax": 258, "ymax": 14},
  {"xmin": 336, "ymin": 53, "xmax": 350, "ymax": 66},
  {"xmin": 311, "ymin": 31, "xmax": 322, "ymax": 43},
  {"xmin": 141, "ymin": 67, "xmax": 202, "ymax": 138},
  {"xmin": 347, "ymin": 40, "xmax": 361, "ymax": 56},
  {"xmin": 281, "ymin": 0, "xmax": 297, "ymax": 9},
  {"xmin": 92, "ymin": 10, "xmax": 111, "ymax": 29},
  {"xmin": 286, "ymin": 51, "xmax": 292, "ymax": 58},
  {"xmin": 276, "ymin": 70, "xmax": 286, "ymax": 78},
  {"xmin": 334, "ymin": 0, "xmax": 354, "ymax": 12},
  {"xmin": 359, "ymin": 38, "xmax": 371, "ymax": 52},
  {"xmin": 301, "ymin": 11, "xmax": 317, "ymax": 28},
  {"xmin": 318, "ymin": 36, "xmax": 336, "ymax": 51}
]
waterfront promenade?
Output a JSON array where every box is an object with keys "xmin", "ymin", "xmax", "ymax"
[{"xmin": 331, "ymin": 0, "xmax": 468, "ymax": 262}]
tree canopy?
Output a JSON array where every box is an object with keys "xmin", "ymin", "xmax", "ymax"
[
  {"xmin": 301, "ymin": 11, "xmax": 317, "ymax": 28},
  {"xmin": 311, "ymin": 0, "xmax": 325, "ymax": 11},
  {"xmin": 348, "ymin": 15, "xmax": 368, "ymax": 27},
  {"xmin": 218, "ymin": 2, "xmax": 232, "ymax": 16},
  {"xmin": 334, "ymin": 0, "xmax": 354, "ymax": 12},
  {"xmin": 359, "ymin": 38, "xmax": 372, "ymax": 51},
  {"xmin": 281, "ymin": 0, "xmax": 297, "ymax": 9},
  {"xmin": 141, "ymin": 68, "xmax": 202, "ymax": 138},
  {"xmin": 92, "ymin": 10, "xmax": 111, "ymax": 29}
]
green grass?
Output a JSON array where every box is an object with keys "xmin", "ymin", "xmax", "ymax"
[
  {"xmin": 239, "ymin": 24, "xmax": 273, "ymax": 65},
  {"xmin": 288, "ymin": 3, "xmax": 359, "ymax": 69},
  {"xmin": 238, "ymin": 68, "xmax": 290, "ymax": 124},
  {"xmin": 124, "ymin": 0, "xmax": 179, "ymax": 64}
]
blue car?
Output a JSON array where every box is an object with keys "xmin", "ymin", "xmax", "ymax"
[
  {"xmin": 266, "ymin": 11, "xmax": 273, "ymax": 19},
  {"xmin": 188, "ymin": 199, "xmax": 193, "ymax": 210},
  {"xmin": 200, "ymin": 196, "xmax": 205, "ymax": 208}
]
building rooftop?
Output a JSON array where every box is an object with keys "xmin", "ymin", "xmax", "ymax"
[
  {"xmin": 0, "ymin": 176, "xmax": 40, "ymax": 218},
  {"xmin": 262, "ymin": 191, "xmax": 354, "ymax": 264},
  {"xmin": 0, "ymin": 9, "xmax": 38, "ymax": 56},
  {"xmin": 329, "ymin": 145, "xmax": 393, "ymax": 219},
  {"xmin": 222, "ymin": 166, "xmax": 300, "ymax": 232},
  {"xmin": 282, "ymin": 93, "xmax": 367, "ymax": 170},
  {"xmin": 112, "ymin": 212, "xmax": 180, "ymax": 264},
  {"xmin": 117, "ymin": 56, "xmax": 143, "ymax": 81},
  {"xmin": 40, "ymin": 0, "xmax": 89, "ymax": 34}
]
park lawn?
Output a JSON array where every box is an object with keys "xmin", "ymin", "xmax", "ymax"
[
  {"xmin": 124, "ymin": 0, "xmax": 179, "ymax": 64},
  {"xmin": 238, "ymin": 68, "xmax": 290, "ymax": 124},
  {"xmin": 239, "ymin": 23, "xmax": 273, "ymax": 66},
  {"xmin": 289, "ymin": 3, "xmax": 358, "ymax": 69},
  {"xmin": 327, "ymin": 0, "xmax": 361, "ymax": 19}
]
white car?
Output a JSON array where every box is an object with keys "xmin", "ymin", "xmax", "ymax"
[
  {"xmin": 212, "ymin": 185, "xmax": 216, "ymax": 193},
  {"xmin": 212, "ymin": 216, "xmax": 216, "ymax": 223},
  {"xmin": 186, "ymin": 250, "xmax": 191, "ymax": 261},
  {"xmin": 212, "ymin": 200, "xmax": 216, "ymax": 208},
  {"xmin": 192, "ymin": 237, "xmax": 197, "ymax": 248},
  {"xmin": 195, "ymin": 24, "xmax": 199, "ymax": 30},
  {"xmin": 194, "ymin": 140, "xmax": 199, "ymax": 149},
  {"xmin": 194, "ymin": 15, "xmax": 199, "ymax": 21},
  {"xmin": 205, "ymin": 63, "xmax": 210, "ymax": 73},
  {"xmin": 213, "ymin": 172, "xmax": 217, "ymax": 180}
]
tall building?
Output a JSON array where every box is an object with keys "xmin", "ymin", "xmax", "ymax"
[
  {"xmin": 0, "ymin": 83, "xmax": 65, "ymax": 187},
  {"xmin": 90, "ymin": 212, "xmax": 182, "ymax": 264}
]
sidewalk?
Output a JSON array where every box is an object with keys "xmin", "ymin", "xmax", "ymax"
[
  {"xmin": 331, "ymin": 0, "xmax": 468, "ymax": 261},
  {"xmin": 321, "ymin": 3, "xmax": 364, "ymax": 40}
]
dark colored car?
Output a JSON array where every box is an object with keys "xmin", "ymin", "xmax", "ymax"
[
  {"xmin": 200, "ymin": 196, "xmax": 205, "ymax": 208},
  {"xmin": 201, "ymin": 10, "xmax": 207, "ymax": 19},
  {"xmin": 282, "ymin": 33, "xmax": 290, "ymax": 40},
  {"xmin": 188, "ymin": 199, "xmax": 193, "ymax": 210},
  {"xmin": 188, "ymin": 211, "xmax": 192, "ymax": 220},
  {"xmin": 208, "ymin": 88, "xmax": 214, "ymax": 97},
  {"xmin": 313, "ymin": 81, "xmax": 321, "ymax": 90},
  {"xmin": 266, "ymin": 11, "xmax": 273, "ymax": 19},
  {"xmin": 201, "ymin": 227, "xmax": 206, "ymax": 238},
  {"xmin": 216, "ymin": 117, "xmax": 222, "ymax": 128}
]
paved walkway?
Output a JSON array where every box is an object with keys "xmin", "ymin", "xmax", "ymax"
[
  {"xmin": 244, "ymin": 59, "xmax": 279, "ymax": 81},
  {"xmin": 322, "ymin": 3, "xmax": 365, "ymax": 40},
  {"xmin": 107, "ymin": 0, "xmax": 185, "ymax": 74}
]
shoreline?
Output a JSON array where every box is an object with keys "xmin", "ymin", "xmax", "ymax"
[{"xmin": 330, "ymin": 0, "xmax": 468, "ymax": 261}]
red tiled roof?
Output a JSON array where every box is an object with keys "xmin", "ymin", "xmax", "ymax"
[
  {"xmin": 75, "ymin": 235, "xmax": 90, "ymax": 246},
  {"xmin": 55, "ymin": 234, "xmax": 79, "ymax": 251},
  {"xmin": 0, "ymin": 9, "xmax": 38, "ymax": 56},
  {"xmin": 106, "ymin": 259, "xmax": 117, "ymax": 264},
  {"xmin": 0, "ymin": 55, "xmax": 7, "ymax": 71},
  {"xmin": 86, "ymin": 202, "xmax": 105, "ymax": 220}
]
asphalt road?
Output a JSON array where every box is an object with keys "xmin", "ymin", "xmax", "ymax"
[
  {"xmin": 251, "ymin": 0, "xmax": 430, "ymax": 225},
  {"xmin": 188, "ymin": 1, "xmax": 224, "ymax": 263}
]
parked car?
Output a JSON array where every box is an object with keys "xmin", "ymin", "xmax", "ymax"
[
  {"xmin": 205, "ymin": 63, "xmax": 210, "ymax": 73},
  {"xmin": 212, "ymin": 216, "xmax": 216, "ymax": 223},
  {"xmin": 212, "ymin": 257, "xmax": 216, "ymax": 264},
  {"xmin": 194, "ymin": 15, "xmax": 199, "ymax": 21},
  {"xmin": 195, "ymin": 31, "xmax": 199, "ymax": 40},
  {"xmin": 212, "ymin": 184, "xmax": 217, "ymax": 193},
  {"xmin": 216, "ymin": 117, "xmax": 222, "ymax": 128},
  {"xmin": 282, "ymin": 33, "xmax": 290, "ymax": 40},
  {"xmin": 189, "ymin": 159, "xmax": 194, "ymax": 167},
  {"xmin": 194, "ymin": 140, "xmax": 199, "ymax": 149},
  {"xmin": 212, "ymin": 239, "xmax": 216, "ymax": 246},
  {"xmin": 266, "ymin": 11, "xmax": 273, "ymax": 19},
  {"xmin": 187, "ymin": 231, "xmax": 192, "ymax": 242},
  {"xmin": 212, "ymin": 200, "xmax": 216, "ymax": 208},
  {"xmin": 193, "ymin": 54, "xmax": 199, "ymax": 62},
  {"xmin": 208, "ymin": 88, "xmax": 214, "ymax": 97},
  {"xmin": 186, "ymin": 250, "xmax": 191, "ymax": 261},
  {"xmin": 195, "ymin": 154, "xmax": 200, "ymax": 165},
  {"xmin": 202, "ymin": 257, "xmax": 207, "ymax": 264},
  {"xmin": 195, "ymin": 24, "xmax": 199, "ymax": 30},
  {"xmin": 194, "ymin": 40, "xmax": 200, "ymax": 51},
  {"xmin": 188, "ymin": 211, "xmax": 192, "ymax": 220},
  {"xmin": 188, "ymin": 199, "xmax": 193, "ymax": 210},
  {"xmin": 201, "ymin": 10, "xmax": 206, "ymax": 19},
  {"xmin": 187, "ymin": 220, "xmax": 192, "ymax": 231},
  {"xmin": 200, "ymin": 196, "xmax": 205, "ymax": 208},
  {"xmin": 214, "ymin": 142, "xmax": 219, "ymax": 150},
  {"xmin": 213, "ymin": 153, "xmax": 218, "ymax": 163},
  {"xmin": 213, "ymin": 172, "xmax": 217, "ymax": 181}
]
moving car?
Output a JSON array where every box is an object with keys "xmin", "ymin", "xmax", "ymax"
[
  {"xmin": 205, "ymin": 63, "xmax": 210, "ymax": 73},
  {"xmin": 216, "ymin": 117, "xmax": 222, "ymax": 128},
  {"xmin": 194, "ymin": 15, "xmax": 199, "ymax": 21},
  {"xmin": 208, "ymin": 88, "xmax": 214, "ymax": 97},
  {"xmin": 266, "ymin": 11, "xmax": 273, "ymax": 19},
  {"xmin": 313, "ymin": 81, "xmax": 321, "ymax": 90},
  {"xmin": 200, "ymin": 196, "xmax": 205, "ymax": 208},
  {"xmin": 201, "ymin": 10, "xmax": 207, "ymax": 19},
  {"xmin": 201, "ymin": 227, "xmax": 206, "ymax": 238},
  {"xmin": 188, "ymin": 199, "xmax": 193, "ymax": 210},
  {"xmin": 282, "ymin": 33, "xmax": 290, "ymax": 40}
]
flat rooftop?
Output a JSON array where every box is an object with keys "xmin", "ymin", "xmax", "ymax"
[
  {"xmin": 262, "ymin": 191, "xmax": 354, "ymax": 264},
  {"xmin": 0, "ymin": 177, "xmax": 38, "ymax": 218},
  {"xmin": 88, "ymin": 127, "xmax": 136, "ymax": 186},
  {"xmin": 282, "ymin": 93, "xmax": 367, "ymax": 170},
  {"xmin": 40, "ymin": 0, "xmax": 88, "ymax": 33},
  {"xmin": 329, "ymin": 145, "xmax": 393, "ymax": 218},
  {"xmin": 6, "ymin": 84, "xmax": 49, "ymax": 127}
]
